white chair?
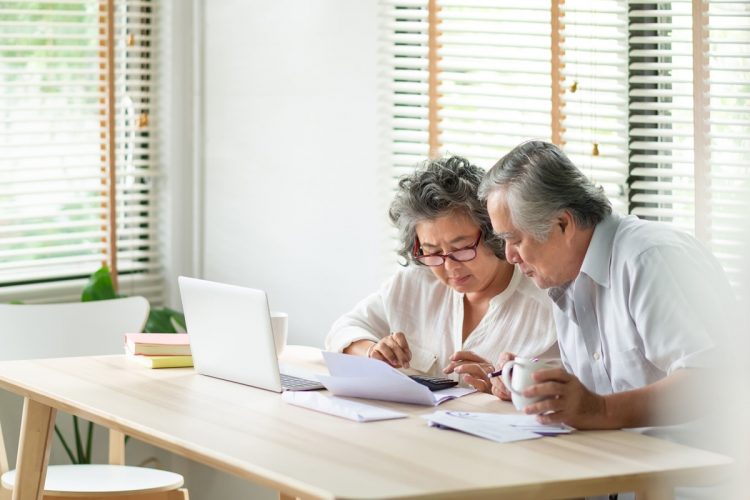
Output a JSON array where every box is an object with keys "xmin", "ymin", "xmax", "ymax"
[{"xmin": 0, "ymin": 297, "xmax": 189, "ymax": 500}]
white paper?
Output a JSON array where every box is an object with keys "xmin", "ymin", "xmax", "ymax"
[
  {"xmin": 422, "ymin": 410, "xmax": 574, "ymax": 443},
  {"xmin": 317, "ymin": 352, "xmax": 475, "ymax": 406},
  {"xmin": 282, "ymin": 391, "xmax": 407, "ymax": 422}
]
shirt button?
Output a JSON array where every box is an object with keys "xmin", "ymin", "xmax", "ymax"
[{"xmin": 593, "ymin": 352, "xmax": 601, "ymax": 361}]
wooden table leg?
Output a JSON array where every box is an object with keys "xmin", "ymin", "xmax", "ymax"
[
  {"xmin": 12, "ymin": 398, "xmax": 56, "ymax": 500},
  {"xmin": 108, "ymin": 429, "xmax": 126, "ymax": 465}
]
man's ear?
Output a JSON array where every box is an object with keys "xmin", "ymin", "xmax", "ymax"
[{"xmin": 557, "ymin": 211, "xmax": 574, "ymax": 238}]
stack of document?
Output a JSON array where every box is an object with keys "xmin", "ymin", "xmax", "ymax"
[
  {"xmin": 317, "ymin": 352, "xmax": 475, "ymax": 406},
  {"xmin": 422, "ymin": 411, "xmax": 574, "ymax": 443}
]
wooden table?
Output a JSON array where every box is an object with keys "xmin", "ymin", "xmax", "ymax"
[{"xmin": 0, "ymin": 346, "xmax": 732, "ymax": 500}]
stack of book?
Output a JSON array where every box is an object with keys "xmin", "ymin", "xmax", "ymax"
[{"xmin": 124, "ymin": 333, "xmax": 193, "ymax": 368}]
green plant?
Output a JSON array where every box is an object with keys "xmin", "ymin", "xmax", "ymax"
[{"xmin": 56, "ymin": 265, "xmax": 186, "ymax": 464}]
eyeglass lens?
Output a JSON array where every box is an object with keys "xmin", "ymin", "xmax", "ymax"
[{"xmin": 417, "ymin": 248, "xmax": 477, "ymax": 266}]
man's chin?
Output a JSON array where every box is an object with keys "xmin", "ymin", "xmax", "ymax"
[{"xmin": 531, "ymin": 276, "xmax": 553, "ymax": 289}]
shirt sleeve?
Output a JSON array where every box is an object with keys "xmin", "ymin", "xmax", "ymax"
[
  {"xmin": 324, "ymin": 277, "xmax": 395, "ymax": 353},
  {"xmin": 627, "ymin": 243, "xmax": 733, "ymax": 374}
]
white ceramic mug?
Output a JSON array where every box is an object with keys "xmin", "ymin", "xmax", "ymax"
[
  {"xmin": 501, "ymin": 357, "xmax": 556, "ymax": 411},
  {"xmin": 270, "ymin": 312, "xmax": 288, "ymax": 355}
]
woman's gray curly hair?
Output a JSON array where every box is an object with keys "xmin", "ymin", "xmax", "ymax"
[{"xmin": 389, "ymin": 155, "xmax": 506, "ymax": 265}]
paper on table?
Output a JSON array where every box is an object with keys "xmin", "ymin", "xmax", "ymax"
[
  {"xmin": 282, "ymin": 391, "xmax": 407, "ymax": 422},
  {"xmin": 422, "ymin": 410, "xmax": 574, "ymax": 443},
  {"xmin": 317, "ymin": 352, "xmax": 475, "ymax": 406}
]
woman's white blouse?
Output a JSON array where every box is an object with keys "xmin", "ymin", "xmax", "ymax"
[{"xmin": 325, "ymin": 265, "xmax": 557, "ymax": 377}]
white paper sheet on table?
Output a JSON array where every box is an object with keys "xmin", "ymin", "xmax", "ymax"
[
  {"xmin": 316, "ymin": 352, "xmax": 475, "ymax": 406},
  {"xmin": 422, "ymin": 410, "xmax": 574, "ymax": 443},
  {"xmin": 282, "ymin": 391, "xmax": 407, "ymax": 422}
]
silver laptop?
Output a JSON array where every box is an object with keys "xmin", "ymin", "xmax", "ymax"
[{"xmin": 178, "ymin": 276, "xmax": 324, "ymax": 392}]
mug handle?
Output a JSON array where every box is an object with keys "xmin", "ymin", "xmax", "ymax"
[{"xmin": 500, "ymin": 360, "xmax": 524, "ymax": 396}]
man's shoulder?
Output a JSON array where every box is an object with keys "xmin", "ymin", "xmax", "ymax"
[
  {"xmin": 609, "ymin": 215, "xmax": 726, "ymax": 285},
  {"xmin": 613, "ymin": 214, "xmax": 698, "ymax": 258}
]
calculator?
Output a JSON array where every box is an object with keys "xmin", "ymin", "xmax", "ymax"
[{"xmin": 408, "ymin": 375, "xmax": 458, "ymax": 391}]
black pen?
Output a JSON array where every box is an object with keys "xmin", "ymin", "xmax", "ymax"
[{"xmin": 487, "ymin": 369, "xmax": 502, "ymax": 379}]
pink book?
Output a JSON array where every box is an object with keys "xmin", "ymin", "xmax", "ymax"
[{"xmin": 124, "ymin": 333, "xmax": 191, "ymax": 356}]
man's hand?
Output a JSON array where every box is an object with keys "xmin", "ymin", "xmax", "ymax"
[
  {"xmin": 443, "ymin": 351, "xmax": 493, "ymax": 393},
  {"xmin": 522, "ymin": 368, "xmax": 609, "ymax": 429}
]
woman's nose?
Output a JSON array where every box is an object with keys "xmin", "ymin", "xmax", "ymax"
[{"xmin": 443, "ymin": 256, "xmax": 462, "ymax": 270}]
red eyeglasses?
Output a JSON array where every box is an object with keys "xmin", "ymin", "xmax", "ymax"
[{"xmin": 412, "ymin": 232, "xmax": 482, "ymax": 267}]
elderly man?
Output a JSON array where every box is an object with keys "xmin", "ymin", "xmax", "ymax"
[{"xmin": 479, "ymin": 140, "xmax": 736, "ymax": 432}]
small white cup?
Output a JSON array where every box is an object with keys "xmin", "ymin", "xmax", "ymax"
[
  {"xmin": 270, "ymin": 312, "xmax": 288, "ymax": 355},
  {"xmin": 501, "ymin": 357, "xmax": 557, "ymax": 411}
]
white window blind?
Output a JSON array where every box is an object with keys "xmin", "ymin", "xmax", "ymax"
[
  {"xmin": 378, "ymin": 0, "xmax": 431, "ymax": 183},
  {"xmin": 0, "ymin": 0, "xmax": 162, "ymax": 303},
  {"xmin": 378, "ymin": 0, "xmax": 552, "ymax": 176},
  {"xmin": 703, "ymin": 0, "xmax": 750, "ymax": 288},
  {"xmin": 629, "ymin": 0, "xmax": 750, "ymax": 292},
  {"xmin": 380, "ymin": 0, "xmax": 749, "ymax": 297},
  {"xmin": 629, "ymin": 0, "xmax": 697, "ymax": 232},
  {"xmin": 437, "ymin": 0, "xmax": 552, "ymax": 168},
  {"xmin": 380, "ymin": 0, "xmax": 629, "ymax": 189},
  {"xmin": 559, "ymin": 0, "xmax": 630, "ymax": 213}
]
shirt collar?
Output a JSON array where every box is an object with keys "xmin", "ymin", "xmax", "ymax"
[
  {"xmin": 578, "ymin": 212, "xmax": 620, "ymax": 288},
  {"xmin": 548, "ymin": 280, "xmax": 585, "ymax": 325}
]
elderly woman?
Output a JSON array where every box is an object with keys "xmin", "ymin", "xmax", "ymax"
[{"xmin": 325, "ymin": 156, "xmax": 557, "ymax": 392}]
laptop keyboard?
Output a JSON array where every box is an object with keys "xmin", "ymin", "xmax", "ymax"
[{"xmin": 280, "ymin": 373, "xmax": 325, "ymax": 391}]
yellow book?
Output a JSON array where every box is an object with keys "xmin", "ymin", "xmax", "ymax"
[{"xmin": 126, "ymin": 352, "xmax": 193, "ymax": 369}]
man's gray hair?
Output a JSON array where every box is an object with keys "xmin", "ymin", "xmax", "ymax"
[
  {"xmin": 390, "ymin": 155, "xmax": 505, "ymax": 265},
  {"xmin": 478, "ymin": 141, "xmax": 612, "ymax": 241}
]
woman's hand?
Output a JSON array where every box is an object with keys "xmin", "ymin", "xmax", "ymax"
[
  {"xmin": 368, "ymin": 332, "xmax": 412, "ymax": 368},
  {"xmin": 489, "ymin": 352, "xmax": 516, "ymax": 401},
  {"xmin": 443, "ymin": 351, "xmax": 494, "ymax": 393}
]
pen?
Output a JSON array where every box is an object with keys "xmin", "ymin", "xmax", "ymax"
[{"xmin": 488, "ymin": 357, "xmax": 540, "ymax": 379}]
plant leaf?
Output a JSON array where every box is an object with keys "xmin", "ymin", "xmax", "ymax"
[
  {"xmin": 73, "ymin": 416, "xmax": 84, "ymax": 464},
  {"xmin": 54, "ymin": 425, "xmax": 77, "ymax": 464},
  {"xmin": 81, "ymin": 266, "xmax": 118, "ymax": 302},
  {"xmin": 144, "ymin": 307, "xmax": 179, "ymax": 333},
  {"xmin": 145, "ymin": 307, "xmax": 185, "ymax": 333},
  {"xmin": 85, "ymin": 420, "xmax": 94, "ymax": 464},
  {"xmin": 169, "ymin": 309, "xmax": 187, "ymax": 331}
]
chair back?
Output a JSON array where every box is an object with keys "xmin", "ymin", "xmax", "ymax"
[
  {"xmin": 0, "ymin": 297, "xmax": 150, "ymax": 474},
  {"xmin": 0, "ymin": 296, "xmax": 149, "ymax": 361}
]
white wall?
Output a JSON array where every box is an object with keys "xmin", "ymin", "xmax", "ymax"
[
  {"xmin": 155, "ymin": 1, "xmax": 391, "ymax": 498},
  {"xmin": 197, "ymin": 0, "xmax": 391, "ymax": 348}
]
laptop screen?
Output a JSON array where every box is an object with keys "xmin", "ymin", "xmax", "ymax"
[{"xmin": 178, "ymin": 276, "xmax": 283, "ymax": 392}]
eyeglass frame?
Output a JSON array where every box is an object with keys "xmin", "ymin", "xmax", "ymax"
[{"xmin": 412, "ymin": 232, "xmax": 483, "ymax": 267}]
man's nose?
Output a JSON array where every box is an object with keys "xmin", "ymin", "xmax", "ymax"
[{"xmin": 505, "ymin": 246, "xmax": 520, "ymax": 265}]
